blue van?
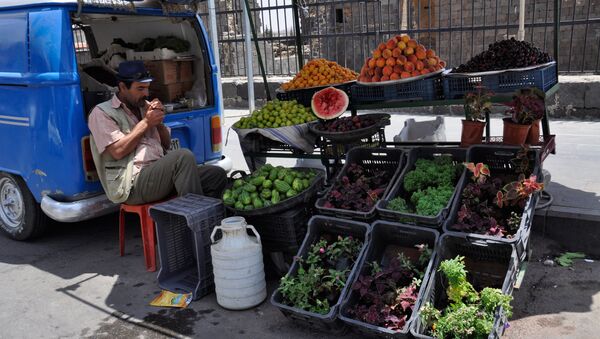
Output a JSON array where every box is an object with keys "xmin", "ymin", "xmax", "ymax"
[{"xmin": 0, "ymin": 0, "xmax": 231, "ymax": 240}]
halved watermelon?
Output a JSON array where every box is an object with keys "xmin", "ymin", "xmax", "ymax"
[{"xmin": 311, "ymin": 87, "xmax": 349, "ymax": 120}]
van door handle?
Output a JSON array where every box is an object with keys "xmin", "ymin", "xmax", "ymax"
[{"xmin": 166, "ymin": 121, "xmax": 186, "ymax": 129}]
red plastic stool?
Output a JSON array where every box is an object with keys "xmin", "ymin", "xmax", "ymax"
[{"xmin": 119, "ymin": 202, "xmax": 159, "ymax": 272}]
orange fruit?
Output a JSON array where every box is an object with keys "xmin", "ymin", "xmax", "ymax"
[
  {"xmin": 382, "ymin": 49, "xmax": 393, "ymax": 59},
  {"xmin": 404, "ymin": 62, "xmax": 415, "ymax": 72},
  {"xmin": 375, "ymin": 58, "xmax": 386, "ymax": 68},
  {"xmin": 426, "ymin": 49, "xmax": 436, "ymax": 58},
  {"xmin": 416, "ymin": 60, "xmax": 425, "ymax": 71},
  {"xmin": 407, "ymin": 39, "xmax": 418, "ymax": 48},
  {"xmin": 407, "ymin": 54, "xmax": 418, "ymax": 64},
  {"xmin": 401, "ymin": 35, "xmax": 410, "ymax": 43},
  {"xmin": 439, "ymin": 60, "xmax": 447, "ymax": 68},
  {"xmin": 411, "ymin": 70, "xmax": 420, "ymax": 77},
  {"xmin": 421, "ymin": 69, "xmax": 430, "ymax": 75},
  {"xmin": 396, "ymin": 55, "xmax": 407, "ymax": 65},
  {"xmin": 386, "ymin": 39, "xmax": 397, "ymax": 50},
  {"xmin": 373, "ymin": 49, "xmax": 382, "ymax": 59},
  {"xmin": 386, "ymin": 57, "xmax": 396, "ymax": 67},
  {"xmin": 372, "ymin": 75, "xmax": 381, "ymax": 82},
  {"xmin": 393, "ymin": 65, "xmax": 403, "ymax": 74},
  {"xmin": 392, "ymin": 48, "xmax": 402, "ymax": 58},
  {"xmin": 427, "ymin": 57, "xmax": 438, "ymax": 66},
  {"xmin": 378, "ymin": 43, "xmax": 386, "ymax": 51},
  {"xmin": 382, "ymin": 65, "xmax": 393, "ymax": 76},
  {"xmin": 397, "ymin": 41, "xmax": 407, "ymax": 50},
  {"xmin": 390, "ymin": 72, "xmax": 401, "ymax": 80},
  {"xmin": 381, "ymin": 75, "xmax": 390, "ymax": 81},
  {"xmin": 400, "ymin": 71, "xmax": 411, "ymax": 79},
  {"xmin": 404, "ymin": 47, "xmax": 414, "ymax": 56},
  {"xmin": 415, "ymin": 49, "xmax": 427, "ymax": 60},
  {"xmin": 368, "ymin": 58, "xmax": 377, "ymax": 69}
]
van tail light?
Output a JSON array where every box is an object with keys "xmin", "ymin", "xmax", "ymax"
[
  {"xmin": 81, "ymin": 136, "xmax": 99, "ymax": 181},
  {"xmin": 211, "ymin": 115, "xmax": 222, "ymax": 153}
]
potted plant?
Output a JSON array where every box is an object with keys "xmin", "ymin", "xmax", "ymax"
[
  {"xmin": 461, "ymin": 86, "xmax": 493, "ymax": 147},
  {"xmin": 502, "ymin": 88, "xmax": 545, "ymax": 145}
]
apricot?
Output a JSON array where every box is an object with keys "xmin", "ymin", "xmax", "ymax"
[
  {"xmin": 407, "ymin": 39, "xmax": 418, "ymax": 48},
  {"xmin": 400, "ymin": 71, "xmax": 411, "ymax": 79},
  {"xmin": 439, "ymin": 60, "xmax": 447, "ymax": 68},
  {"xmin": 411, "ymin": 70, "xmax": 420, "ymax": 77},
  {"xmin": 386, "ymin": 57, "xmax": 396, "ymax": 67},
  {"xmin": 392, "ymin": 48, "xmax": 402, "ymax": 58},
  {"xmin": 372, "ymin": 75, "xmax": 381, "ymax": 82},
  {"xmin": 416, "ymin": 60, "xmax": 425, "ymax": 71},
  {"xmin": 404, "ymin": 47, "xmax": 414, "ymax": 56},
  {"xmin": 397, "ymin": 41, "xmax": 407, "ymax": 50},
  {"xmin": 382, "ymin": 49, "xmax": 393, "ymax": 59},
  {"xmin": 375, "ymin": 58, "xmax": 386, "ymax": 68},
  {"xmin": 373, "ymin": 49, "xmax": 382, "ymax": 59},
  {"xmin": 390, "ymin": 72, "xmax": 401, "ymax": 80},
  {"xmin": 426, "ymin": 49, "xmax": 436, "ymax": 58},
  {"xmin": 415, "ymin": 49, "xmax": 427, "ymax": 60},
  {"xmin": 407, "ymin": 54, "xmax": 418, "ymax": 64},
  {"xmin": 393, "ymin": 65, "xmax": 403, "ymax": 74},
  {"xmin": 420, "ymin": 69, "xmax": 430, "ymax": 75},
  {"xmin": 404, "ymin": 62, "xmax": 415, "ymax": 72},
  {"xmin": 368, "ymin": 58, "xmax": 377, "ymax": 69},
  {"xmin": 427, "ymin": 57, "xmax": 438, "ymax": 66},
  {"xmin": 382, "ymin": 65, "xmax": 393, "ymax": 76},
  {"xmin": 401, "ymin": 35, "xmax": 410, "ymax": 43},
  {"xmin": 378, "ymin": 43, "xmax": 386, "ymax": 51},
  {"xmin": 396, "ymin": 55, "xmax": 407, "ymax": 65},
  {"xmin": 386, "ymin": 38, "xmax": 397, "ymax": 50},
  {"xmin": 381, "ymin": 75, "xmax": 390, "ymax": 81}
]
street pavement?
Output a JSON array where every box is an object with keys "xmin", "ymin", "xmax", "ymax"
[{"xmin": 0, "ymin": 110, "xmax": 598, "ymax": 338}]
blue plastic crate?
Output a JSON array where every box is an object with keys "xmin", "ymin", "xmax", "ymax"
[
  {"xmin": 351, "ymin": 76, "xmax": 442, "ymax": 103},
  {"xmin": 443, "ymin": 62, "xmax": 557, "ymax": 99}
]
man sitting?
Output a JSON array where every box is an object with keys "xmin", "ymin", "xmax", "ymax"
[{"xmin": 88, "ymin": 60, "xmax": 226, "ymax": 205}]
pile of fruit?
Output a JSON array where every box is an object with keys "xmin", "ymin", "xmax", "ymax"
[
  {"xmin": 223, "ymin": 165, "xmax": 318, "ymax": 211},
  {"xmin": 281, "ymin": 58, "xmax": 358, "ymax": 91},
  {"xmin": 234, "ymin": 100, "xmax": 317, "ymax": 129},
  {"xmin": 322, "ymin": 163, "xmax": 393, "ymax": 212},
  {"xmin": 313, "ymin": 115, "xmax": 377, "ymax": 133},
  {"xmin": 452, "ymin": 38, "xmax": 553, "ymax": 73},
  {"xmin": 358, "ymin": 35, "xmax": 446, "ymax": 83}
]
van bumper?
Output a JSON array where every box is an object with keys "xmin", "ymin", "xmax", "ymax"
[
  {"xmin": 204, "ymin": 154, "xmax": 232, "ymax": 173},
  {"xmin": 41, "ymin": 194, "xmax": 119, "ymax": 223}
]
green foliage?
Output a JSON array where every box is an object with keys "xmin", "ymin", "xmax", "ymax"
[
  {"xmin": 403, "ymin": 156, "xmax": 458, "ymax": 193},
  {"xmin": 278, "ymin": 235, "xmax": 363, "ymax": 314},
  {"xmin": 555, "ymin": 252, "xmax": 586, "ymax": 267},
  {"xmin": 387, "ymin": 197, "xmax": 412, "ymax": 213},
  {"xmin": 411, "ymin": 186, "xmax": 455, "ymax": 216},
  {"xmin": 420, "ymin": 256, "xmax": 513, "ymax": 339},
  {"xmin": 464, "ymin": 86, "xmax": 493, "ymax": 122}
]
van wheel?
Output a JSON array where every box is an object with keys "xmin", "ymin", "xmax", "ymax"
[{"xmin": 0, "ymin": 173, "xmax": 47, "ymax": 240}]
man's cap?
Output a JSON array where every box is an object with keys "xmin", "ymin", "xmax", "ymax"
[{"xmin": 116, "ymin": 60, "xmax": 154, "ymax": 83}]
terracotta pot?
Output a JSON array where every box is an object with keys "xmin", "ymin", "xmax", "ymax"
[
  {"xmin": 503, "ymin": 118, "xmax": 530, "ymax": 145},
  {"xmin": 527, "ymin": 119, "xmax": 541, "ymax": 145},
  {"xmin": 460, "ymin": 120, "xmax": 486, "ymax": 147}
]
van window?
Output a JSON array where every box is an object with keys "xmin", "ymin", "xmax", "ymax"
[
  {"xmin": 72, "ymin": 13, "xmax": 213, "ymax": 116},
  {"xmin": 0, "ymin": 12, "xmax": 28, "ymax": 73}
]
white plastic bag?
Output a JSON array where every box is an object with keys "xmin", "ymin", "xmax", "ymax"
[{"xmin": 394, "ymin": 116, "xmax": 446, "ymax": 142}]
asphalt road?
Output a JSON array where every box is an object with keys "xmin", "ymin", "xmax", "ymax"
[{"xmin": 1, "ymin": 112, "xmax": 599, "ymax": 338}]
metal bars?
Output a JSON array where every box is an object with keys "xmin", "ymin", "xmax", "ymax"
[{"xmin": 197, "ymin": 0, "xmax": 600, "ymax": 76}]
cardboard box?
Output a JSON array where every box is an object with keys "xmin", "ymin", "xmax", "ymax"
[
  {"xmin": 144, "ymin": 59, "xmax": 194, "ymax": 85},
  {"xmin": 150, "ymin": 82, "xmax": 184, "ymax": 102}
]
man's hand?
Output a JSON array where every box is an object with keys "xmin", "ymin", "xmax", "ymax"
[{"xmin": 145, "ymin": 99, "xmax": 165, "ymax": 127}]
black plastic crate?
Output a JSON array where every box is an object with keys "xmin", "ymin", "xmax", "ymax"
[
  {"xmin": 316, "ymin": 147, "xmax": 406, "ymax": 221},
  {"xmin": 377, "ymin": 147, "xmax": 467, "ymax": 228},
  {"xmin": 244, "ymin": 206, "xmax": 311, "ymax": 253},
  {"xmin": 270, "ymin": 215, "xmax": 371, "ymax": 334},
  {"xmin": 410, "ymin": 234, "xmax": 519, "ymax": 339},
  {"xmin": 149, "ymin": 194, "xmax": 224, "ymax": 300},
  {"xmin": 276, "ymin": 82, "xmax": 355, "ymax": 108},
  {"xmin": 351, "ymin": 76, "xmax": 443, "ymax": 103},
  {"xmin": 443, "ymin": 62, "xmax": 557, "ymax": 99},
  {"xmin": 319, "ymin": 128, "xmax": 387, "ymax": 184},
  {"xmin": 339, "ymin": 221, "xmax": 439, "ymax": 338},
  {"xmin": 443, "ymin": 145, "xmax": 541, "ymax": 260}
]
